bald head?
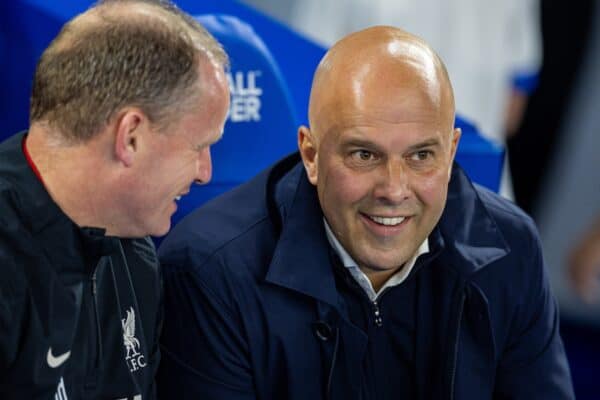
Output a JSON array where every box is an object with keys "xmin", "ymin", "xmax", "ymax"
[
  {"xmin": 308, "ymin": 26, "xmax": 455, "ymax": 138},
  {"xmin": 298, "ymin": 27, "xmax": 461, "ymax": 284}
]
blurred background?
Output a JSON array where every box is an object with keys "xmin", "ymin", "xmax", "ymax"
[{"xmin": 1, "ymin": 0, "xmax": 598, "ymax": 396}]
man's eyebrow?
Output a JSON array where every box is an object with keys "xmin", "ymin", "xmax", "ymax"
[
  {"xmin": 341, "ymin": 137, "xmax": 442, "ymax": 152},
  {"xmin": 341, "ymin": 138, "xmax": 380, "ymax": 149},
  {"xmin": 194, "ymin": 129, "xmax": 224, "ymax": 151},
  {"xmin": 405, "ymin": 138, "xmax": 441, "ymax": 152},
  {"xmin": 211, "ymin": 129, "xmax": 225, "ymax": 144}
]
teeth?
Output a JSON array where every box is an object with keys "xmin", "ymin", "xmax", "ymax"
[
  {"xmin": 175, "ymin": 196, "xmax": 182, "ymax": 201},
  {"xmin": 369, "ymin": 215, "xmax": 405, "ymax": 226}
]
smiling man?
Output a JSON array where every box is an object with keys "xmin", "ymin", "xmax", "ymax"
[
  {"xmin": 0, "ymin": 1, "xmax": 229, "ymax": 399},
  {"xmin": 158, "ymin": 26, "xmax": 573, "ymax": 399}
]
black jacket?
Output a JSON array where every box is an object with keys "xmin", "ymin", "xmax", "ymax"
[{"xmin": 0, "ymin": 132, "xmax": 162, "ymax": 399}]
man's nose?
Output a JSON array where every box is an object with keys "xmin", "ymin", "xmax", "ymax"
[
  {"xmin": 194, "ymin": 147, "xmax": 212, "ymax": 185},
  {"xmin": 372, "ymin": 160, "xmax": 411, "ymax": 204}
]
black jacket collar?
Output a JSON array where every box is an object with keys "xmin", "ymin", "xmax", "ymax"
[{"xmin": 0, "ymin": 132, "xmax": 119, "ymax": 265}]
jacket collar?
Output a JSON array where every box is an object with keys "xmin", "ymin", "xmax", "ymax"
[
  {"xmin": 1, "ymin": 132, "xmax": 67, "ymax": 234},
  {"xmin": 1, "ymin": 132, "xmax": 119, "ymax": 267},
  {"xmin": 264, "ymin": 155, "xmax": 510, "ymax": 306},
  {"xmin": 265, "ymin": 159, "xmax": 340, "ymax": 308},
  {"xmin": 439, "ymin": 163, "xmax": 510, "ymax": 276}
]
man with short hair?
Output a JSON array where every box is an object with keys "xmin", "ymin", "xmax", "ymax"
[
  {"xmin": 0, "ymin": 1, "xmax": 230, "ymax": 398},
  {"xmin": 158, "ymin": 26, "xmax": 574, "ymax": 399}
]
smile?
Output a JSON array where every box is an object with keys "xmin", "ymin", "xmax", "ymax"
[
  {"xmin": 367, "ymin": 215, "xmax": 406, "ymax": 226},
  {"xmin": 174, "ymin": 190, "xmax": 190, "ymax": 202}
]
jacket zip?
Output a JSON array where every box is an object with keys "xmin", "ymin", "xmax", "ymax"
[
  {"xmin": 448, "ymin": 289, "xmax": 466, "ymax": 400},
  {"xmin": 369, "ymin": 285, "xmax": 393, "ymax": 327},
  {"xmin": 371, "ymin": 300, "xmax": 383, "ymax": 327},
  {"xmin": 91, "ymin": 268, "xmax": 102, "ymax": 368}
]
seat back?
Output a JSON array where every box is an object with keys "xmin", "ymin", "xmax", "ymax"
[{"xmin": 170, "ymin": 14, "xmax": 299, "ymax": 226}]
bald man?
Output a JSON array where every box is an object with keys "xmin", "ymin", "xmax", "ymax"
[
  {"xmin": 158, "ymin": 27, "xmax": 574, "ymax": 399},
  {"xmin": 0, "ymin": 0, "xmax": 229, "ymax": 398}
]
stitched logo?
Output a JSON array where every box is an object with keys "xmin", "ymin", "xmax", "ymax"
[
  {"xmin": 54, "ymin": 377, "xmax": 68, "ymax": 399},
  {"xmin": 121, "ymin": 307, "xmax": 146, "ymax": 372},
  {"xmin": 47, "ymin": 347, "xmax": 70, "ymax": 368}
]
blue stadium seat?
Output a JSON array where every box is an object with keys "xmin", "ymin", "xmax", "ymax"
[
  {"xmin": 169, "ymin": 14, "xmax": 299, "ymax": 227},
  {"xmin": 454, "ymin": 115, "xmax": 504, "ymax": 193}
]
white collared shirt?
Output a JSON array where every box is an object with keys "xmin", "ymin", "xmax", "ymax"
[{"xmin": 324, "ymin": 219, "xmax": 429, "ymax": 302}]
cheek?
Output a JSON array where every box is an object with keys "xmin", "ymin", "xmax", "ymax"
[
  {"xmin": 414, "ymin": 170, "xmax": 449, "ymax": 211},
  {"xmin": 319, "ymin": 161, "xmax": 370, "ymax": 208},
  {"xmin": 158, "ymin": 152, "xmax": 194, "ymax": 182}
]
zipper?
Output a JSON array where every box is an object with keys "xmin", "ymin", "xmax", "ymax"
[
  {"xmin": 91, "ymin": 268, "xmax": 102, "ymax": 368},
  {"xmin": 372, "ymin": 299, "xmax": 383, "ymax": 327},
  {"xmin": 448, "ymin": 289, "xmax": 466, "ymax": 400},
  {"xmin": 370, "ymin": 285, "xmax": 394, "ymax": 327},
  {"xmin": 368, "ymin": 268, "xmax": 422, "ymax": 328}
]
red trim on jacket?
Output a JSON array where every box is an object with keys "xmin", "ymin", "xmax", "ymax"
[{"xmin": 22, "ymin": 135, "xmax": 45, "ymax": 185}]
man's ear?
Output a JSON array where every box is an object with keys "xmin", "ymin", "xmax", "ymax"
[
  {"xmin": 298, "ymin": 125, "xmax": 318, "ymax": 185},
  {"xmin": 448, "ymin": 127, "xmax": 462, "ymax": 180},
  {"xmin": 114, "ymin": 109, "xmax": 145, "ymax": 167}
]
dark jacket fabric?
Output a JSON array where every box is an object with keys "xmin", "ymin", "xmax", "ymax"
[
  {"xmin": 157, "ymin": 153, "xmax": 574, "ymax": 400},
  {"xmin": 0, "ymin": 132, "xmax": 162, "ymax": 400}
]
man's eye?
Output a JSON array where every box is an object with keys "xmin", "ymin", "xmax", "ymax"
[
  {"xmin": 411, "ymin": 150, "xmax": 433, "ymax": 161},
  {"xmin": 352, "ymin": 150, "xmax": 375, "ymax": 161}
]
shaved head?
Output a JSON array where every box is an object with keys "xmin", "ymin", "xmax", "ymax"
[
  {"xmin": 308, "ymin": 26, "xmax": 455, "ymax": 139},
  {"xmin": 298, "ymin": 26, "xmax": 461, "ymax": 288}
]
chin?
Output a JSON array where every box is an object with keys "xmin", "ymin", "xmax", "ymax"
[
  {"xmin": 149, "ymin": 222, "xmax": 172, "ymax": 238},
  {"xmin": 361, "ymin": 252, "xmax": 412, "ymax": 271},
  {"xmin": 153, "ymin": 228, "xmax": 171, "ymax": 238}
]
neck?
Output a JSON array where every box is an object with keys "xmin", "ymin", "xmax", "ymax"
[
  {"xmin": 363, "ymin": 265, "xmax": 404, "ymax": 292},
  {"xmin": 26, "ymin": 125, "xmax": 114, "ymax": 231}
]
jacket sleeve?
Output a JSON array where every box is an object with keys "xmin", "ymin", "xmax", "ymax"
[
  {"xmin": 0, "ymin": 199, "xmax": 25, "ymax": 379},
  {"xmin": 156, "ymin": 264, "xmax": 256, "ymax": 400},
  {"xmin": 0, "ymin": 251, "xmax": 17, "ymax": 377},
  {"xmin": 0, "ymin": 254, "xmax": 22, "ymax": 397},
  {"xmin": 494, "ymin": 228, "xmax": 575, "ymax": 399}
]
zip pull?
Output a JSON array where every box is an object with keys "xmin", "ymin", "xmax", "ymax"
[
  {"xmin": 91, "ymin": 270, "xmax": 97, "ymax": 296},
  {"xmin": 372, "ymin": 300, "xmax": 383, "ymax": 327}
]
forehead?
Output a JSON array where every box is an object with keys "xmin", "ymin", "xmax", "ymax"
[
  {"xmin": 318, "ymin": 81, "xmax": 448, "ymax": 145},
  {"xmin": 319, "ymin": 76, "xmax": 448, "ymax": 138},
  {"xmin": 169, "ymin": 60, "xmax": 229, "ymax": 141},
  {"xmin": 311, "ymin": 36, "xmax": 454, "ymax": 139},
  {"xmin": 191, "ymin": 58, "xmax": 229, "ymax": 117},
  {"xmin": 327, "ymin": 120, "xmax": 449, "ymax": 157}
]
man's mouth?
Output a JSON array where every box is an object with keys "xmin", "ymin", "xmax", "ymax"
[
  {"xmin": 174, "ymin": 191, "xmax": 189, "ymax": 202},
  {"xmin": 366, "ymin": 215, "xmax": 407, "ymax": 226}
]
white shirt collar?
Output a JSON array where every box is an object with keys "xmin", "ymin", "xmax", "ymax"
[{"xmin": 324, "ymin": 218, "xmax": 429, "ymax": 301}]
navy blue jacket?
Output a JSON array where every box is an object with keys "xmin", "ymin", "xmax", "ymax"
[{"xmin": 157, "ymin": 153, "xmax": 574, "ymax": 399}]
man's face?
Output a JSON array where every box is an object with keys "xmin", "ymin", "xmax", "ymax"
[
  {"xmin": 125, "ymin": 62, "xmax": 230, "ymax": 237},
  {"xmin": 301, "ymin": 72, "xmax": 459, "ymax": 275}
]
